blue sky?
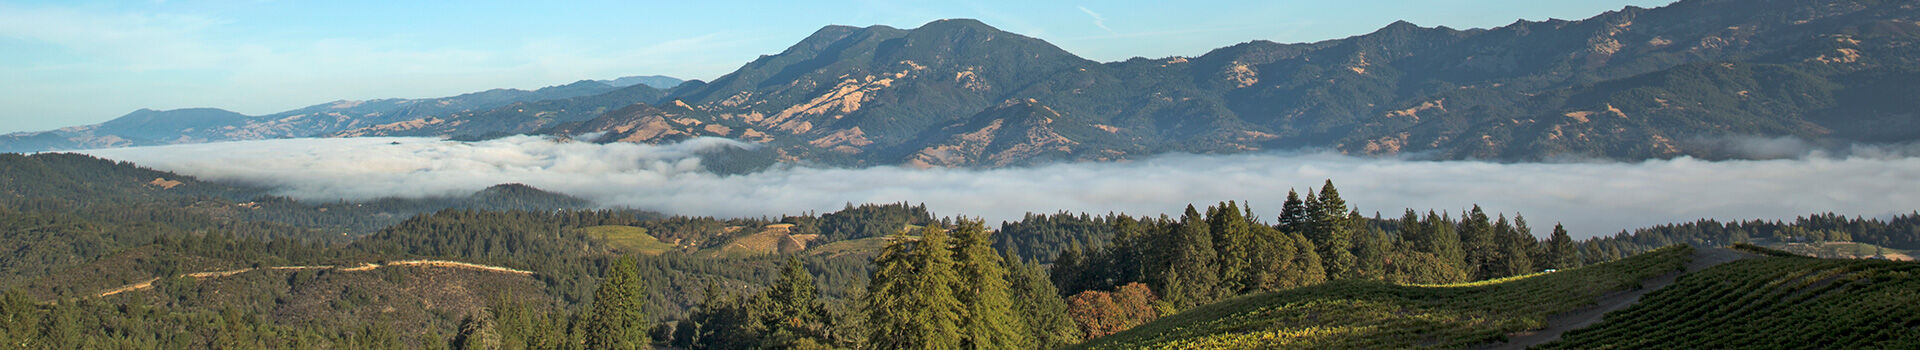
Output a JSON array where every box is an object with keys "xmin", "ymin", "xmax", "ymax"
[{"xmin": 0, "ymin": 0, "xmax": 1675, "ymax": 133}]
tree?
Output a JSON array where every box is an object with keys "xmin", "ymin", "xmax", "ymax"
[
  {"xmin": 951, "ymin": 219, "xmax": 1029, "ymax": 349},
  {"xmin": 1546, "ymin": 224, "xmax": 1581, "ymax": 269},
  {"xmin": 1008, "ymin": 258, "xmax": 1080, "ymax": 349},
  {"xmin": 1310, "ymin": 181, "xmax": 1357, "ymax": 279},
  {"xmin": 1279, "ymin": 189, "xmax": 1309, "ymax": 236},
  {"xmin": 1461, "ymin": 206, "xmax": 1499, "ymax": 280},
  {"xmin": 1352, "ymin": 227, "xmax": 1390, "ymax": 280},
  {"xmin": 1208, "ymin": 202, "xmax": 1254, "ymax": 295},
  {"xmin": 586, "ymin": 256, "xmax": 650, "ymax": 350},
  {"xmin": 866, "ymin": 226, "xmax": 963, "ymax": 349},
  {"xmin": 1164, "ymin": 205, "xmax": 1219, "ymax": 308},
  {"xmin": 1064, "ymin": 283, "xmax": 1159, "ymax": 340},
  {"xmin": 763, "ymin": 258, "xmax": 832, "ymax": 348}
]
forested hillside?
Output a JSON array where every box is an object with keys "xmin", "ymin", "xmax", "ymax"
[{"xmin": 2, "ymin": 153, "xmax": 1916, "ymax": 348}]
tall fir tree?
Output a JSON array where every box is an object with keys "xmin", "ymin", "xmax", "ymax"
[
  {"xmin": 951, "ymin": 219, "xmax": 1030, "ymax": 349},
  {"xmin": 1547, "ymin": 223, "xmax": 1581, "ymax": 269},
  {"xmin": 1420, "ymin": 210, "xmax": 1466, "ymax": 275},
  {"xmin": 764, "ymin": 257, "xmax": 833, "ymax": 348},
  {"xmin": 1008, "ymin": 258, "xmax": 1080, "ymax": 349},
  {"xmin": 1166, "ymin": 205, "xmax": 1220, "ymax": 308},
  {"xmin": 1207, "ymin": 202, "xmax": 1254, "ymax": 295},
  {"xmin": 1461, "ymin": 206, "xmax": 1500, "ymax": 280},
  {"xmin": 1279, "ymin": 189, "xmax": 1309, "ymax": 234},
  {"xmin": 867, "ymin": 226, "xmax": 965, "ymax": 349},
  {"xmin": 586, "ymin": 256, "xmax": 650, "ymax": 350},
  {"xmin": 1310, "ymin": 180, "xmax": 1358, "ymax": 280}
]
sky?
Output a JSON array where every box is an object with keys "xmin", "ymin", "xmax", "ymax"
[{"xmin": 0, "ymin": 0, "xmax": 1676, "ymax": 134}]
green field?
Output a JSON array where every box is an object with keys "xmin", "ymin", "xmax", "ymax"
[
  {"xmin": 1076, "ymin": 246, "xmax": 1693, "ymax": 349},
  {"xmin": 1538, "ymin": 250, "xmax": 1920, "ymax": 349},
  {"xmin": 580, "ymin": 225, "xmax": 676, "ymax": 255}
]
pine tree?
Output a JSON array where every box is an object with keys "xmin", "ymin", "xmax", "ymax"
[
  {"xmin": 586, "ymin": 256, "xmax": 650, "ymax": 350},
  {"xmin": 951, "ymin": 219, "xmax": 1029, "ymax": 349}
]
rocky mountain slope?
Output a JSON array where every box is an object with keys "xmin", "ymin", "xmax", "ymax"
[
  {"xmin": 496, "ymin": 0, "xmax": 1920, "ymax": 167},
  {"xmin": 11, "ymin": 0, "xmax": 1917, "ymax": 167}
]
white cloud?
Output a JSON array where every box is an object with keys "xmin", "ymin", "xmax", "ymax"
[
  {"xmin": 75, "ymin": 136, "xmax": 1920, "ymax": 239},
  {"xmin": 1077, "ymin": 6, "xmax": 1113, "ymax": 33}
]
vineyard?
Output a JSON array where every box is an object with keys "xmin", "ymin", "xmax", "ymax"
[
  {"xmin": 1075, "ymin": 245, "xmax": 1694, "ymax": 349},
  {"xmin": 1537, "ymin": 250, "xmax": 1920, "ymax": 349}
]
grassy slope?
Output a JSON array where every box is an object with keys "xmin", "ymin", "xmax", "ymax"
[
  {"xmin": 581, "ymin": 225, "xmax": 676, "ymax": 255},
  {"xmin": 1077, "ymin": 245, "xmax": 1694, "ymax": 349},
  {"xmin": 1538, "ymin": 253, "xmax": 1920, "ymax": 349}
]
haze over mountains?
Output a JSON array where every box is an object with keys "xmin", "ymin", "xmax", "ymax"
[{"xmin": 9, "ymin": 0, "xmax": 1919, "ymax": 168}]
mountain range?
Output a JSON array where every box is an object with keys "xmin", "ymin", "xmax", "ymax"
[
  {"xmin": 7, "ymin": 0, "xmax": 1917, "ymax": 167},
  {"xmin": 0, "ymin": 76, "xmax": 682, "ymax": 152}
]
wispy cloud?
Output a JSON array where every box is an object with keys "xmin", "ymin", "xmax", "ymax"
[
  {"xmin": 1077, "ymin": 6, "xmax": 1113, "ymax": 33},
  {"xmin": 77, "ymin": 136, "xmax": 1920, "ymax": 239}
]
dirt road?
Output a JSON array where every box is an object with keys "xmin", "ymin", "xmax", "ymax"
[{"xmin": 1486, "ymin": 247, "xmax": 1755, "ymax": 349}]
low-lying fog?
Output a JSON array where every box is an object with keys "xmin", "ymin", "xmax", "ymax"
[{"xmin": 78, "ymin": 136, "xmax": 1920, "ymax": 239}]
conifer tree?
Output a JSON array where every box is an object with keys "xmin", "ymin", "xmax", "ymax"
[
  {"xmin": 1547, "ymin": 223, "xmax": 1581, "ymax": 269},
  {"xmin": 1167, "ymin": 205, "xmax": 1220, "ymax": 308},
  {"xmin": 586, "ymin": 256, "xmax": 650, "ymax": 350},
  {"xmin": 1311, "ymin": 180, "xmax": 1357, "ymax": 279},
  {"xmin": 867, "ymin": 226, "xmax": 964, "ymax": 349},
  {"xmin": 1421, "ymin": 210, "xmax": 1466, "ymax": 274},
  {"xmin": 1352, "ymin": 227, "xmax": 1390, "ymax": 280},
  {"xmin": 951, "ymin": 219, "xmax": 1029, "ymax": 349},
  {"xmin": 1208, "ymin": 202, "xmax": 1253, "ymax": 295},
  {"xmin": 1279, "ymin": 189, "xmax": 1309, "ymax": 234},
  {"xmin": 764, "ymin": 257, "xmax": 831, "ymax": 348},
  {"xmin": 1008, "ymin": 258, "xmax": 1081, "ymax": 349},
  {"xmin": 1461, "ymin": 206, "xmax": 1499, "ymax": 280}
]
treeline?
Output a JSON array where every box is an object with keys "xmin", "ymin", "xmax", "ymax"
[{"xmin": 1046, "ymin": 181, "xmax": 1585, "ymax": 319}]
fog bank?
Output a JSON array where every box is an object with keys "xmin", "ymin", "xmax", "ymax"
[{"xmin": 78, "ymin": 136, "xmax": 1920, "ymax": 239}]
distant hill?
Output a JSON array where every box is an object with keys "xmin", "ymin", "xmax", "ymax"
[
  {"xmin": 0, "ymin": 78, "xmax": 663, "ymax": 152},
  {"xmin": 602, "ymin": 75, "xmax": 686, "ymax": 89}
]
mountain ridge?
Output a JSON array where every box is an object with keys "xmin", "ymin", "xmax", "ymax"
[{"xmin": 8, "ymin": 0, "xmax": 1918, "ymax": 167}]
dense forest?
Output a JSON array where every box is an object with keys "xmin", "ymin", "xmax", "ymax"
[{"xmin": 2, "ymin": 153, "xmax": 1916, "ymax": 348}]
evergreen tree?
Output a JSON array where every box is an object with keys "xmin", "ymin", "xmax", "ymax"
[
  {"xmin": 866, "ymin": 226, "xmax": 964, "ymax": 349},
  {"xmin": 1208, "ymin": 202, "xmax": 1254, "ymax": 295},
  {"xmin": 1008, "ymin": 258, "xmax": 1080, "ymax": 349},
  {"xmin": 951, "ymin": 219, "xmax": 1029, "ymax": 349},
  {"xmin": 1547, "ymin": 223, "xmax": 1581, "ymax": 269},
  {"xmin": 586, "ymin": 256, "xmax": 650, "ymax": 350},
  {"xmin": 1420, "ymin": 211, "xmax": 1466, "ymax": 274},
  {"xmin": 1279, "ymin": 189, "xmax": 1309, "ymax": 234},
  {"xmin": 1310, "ymin": 181, "xmax": 1357, "ymax": 279},
  {"xmin": 763, "ymin": 257, "xmax": 832, "ymax": 348},
  {"xmin": 1166, "ymin": 205, "xmax": 1220, "ymax": 308},
  {"xmin": 1352, "ymin": 227, "xmax": 1390, "ymax": 280},
  {"xmin": 1461, "ymin": 206, "xmax": 1499, "ymax": 280}
]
